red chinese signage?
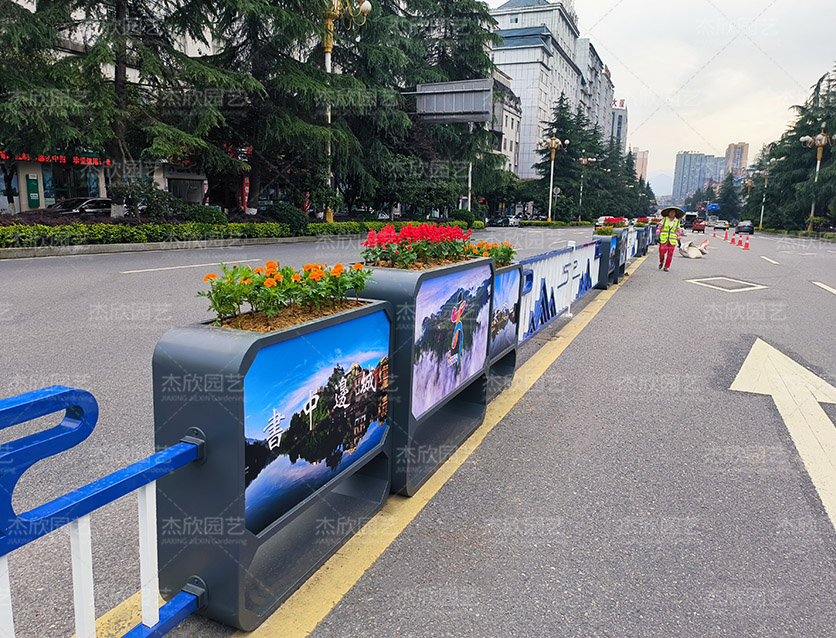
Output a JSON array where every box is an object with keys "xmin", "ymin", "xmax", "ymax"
[{"xmin": 0, "ymin": 151, "xmax": 111, "ymax": 166}]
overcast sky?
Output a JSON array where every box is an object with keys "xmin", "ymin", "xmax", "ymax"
[{"xmin": 486, "ymin": 0, "xmax": 835, "ymax": 196}]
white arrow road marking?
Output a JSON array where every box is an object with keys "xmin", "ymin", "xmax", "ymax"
[
  {"xmin": 812, "ymin": 282, "xmax": 836, "ymax": 296},
  {"xmin": 760, "ymin": 256, "xmax": 780, "ymax": 265},
  {"xmin": 731, "ymin": 339, "xmax": 836, "ymax": 527}
]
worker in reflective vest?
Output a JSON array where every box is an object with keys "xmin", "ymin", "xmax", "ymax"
[{"xmin": 656, "ymin": 207, "xmax": 683, "ymax": 271}]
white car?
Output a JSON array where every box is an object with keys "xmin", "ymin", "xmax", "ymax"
[{"xmin": 507, "ymin": 217, "xmax": 521, "ymax": 227}]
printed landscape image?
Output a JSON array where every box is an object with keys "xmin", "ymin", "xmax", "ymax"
[
  {"xmin": 243, "ymin": 310, "xmax": 390, "ymax": 535},
  {"xmin": 489, "ymin": 269, "xmax": 521, "ymax": 359},
  {"xmin": 412, "ymin": 266, "xmax": 492, "ymax": 419}
]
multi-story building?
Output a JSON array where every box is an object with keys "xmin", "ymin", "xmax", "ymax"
[
  {"xmin": 611, "ymin": 100, "xmax": 628, "ymax": 153},
  {"xmin": 575, "ymin": 38, "xmax": 615, "ymax": 133},
  {"xmin": 631, "ymin": 148, "xmax": 649, "ymax": 182},
  {"xmin": 725, "ymin": 142, "xmax": 749, "ymax": 178},
  {"xmin": 671, "ymin": 151, "xmax": 730, "ymax": 204},
  {"xmin": 491, "ymin": 0, "xmax": 584, "ymax": 178},
  {"xmin": 491, "ymin": 70, "xmax": 523, "ymax": 175}
]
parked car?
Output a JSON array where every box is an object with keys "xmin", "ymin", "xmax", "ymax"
[
  {"xmin": 736, "ymin": 220, "xmax": 755, "ymax": 234},
  {"xmin": 26, "ymin": 197, "xmax": 112, "ymax": 218},
  {"xmin": 507, "ymin": 216, "xmax": 521, "ymax": 227},
  {"xmin": 692, "ymin": 217, "xmax": 706, "ymax": 233}
]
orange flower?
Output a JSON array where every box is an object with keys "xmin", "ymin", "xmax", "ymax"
[
  {"xmin": 204, "ymin": 273, "xmax": 218, "ymax": 282},
  {"xmin": 264, "ymin": 278, "xmax": 277, "ymax": 288},
  {"xmin": 333, "ymin": 263, "xmax": 345, "ymax": 274},
  {"xmin": 309, "ymin": 270, "xmax": 325, "ymax": 282},
  {"xmin": 331, "ymin": 268, "xmax": 342, "ymax": 278},
  {"xmin": 292, "ymin": 273, "xmax": 302, "ymax": 282},
  {"xmin": 303, "ymin": 264, "xmax": 314, "ymax": 272},
  {"xmin": 274, "ymin": 273, "xmax": 283, "ymax": 283},
  {"xmin": 241, "ymin": 278, "xmax": 253, "ymax": 285},
  {"xmin": 352, "ymin": 263, "xmax": 364, "ymax": 271},
  {"xmin": 253, "ymin": 267, "xmax": 265, "ymax": 274},
  {"xmin": 472, "ymin": 248, "xmax": 479, "ymax": 254},
  {"xmin": 492, "ymin": 243, "xmax": 499, "ymax": 249},
  {"xmin": 483, "ymin": 252, "xmax": 490, "ymax": 258},
  {"xmin": 265, "ymin": 260, "xmax": 278, "ymax": 271}
]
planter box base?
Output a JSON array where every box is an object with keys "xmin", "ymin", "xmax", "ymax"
[
  {"xmin": 394, "ymin": 374, "xmax": 487, "ymax": 496},
  {"xmin": 487, "ymin": 349, "xmax": 517, "ymax": 403}
]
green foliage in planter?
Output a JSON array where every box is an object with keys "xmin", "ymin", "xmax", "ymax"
[{"xmin": 594, "ymin": 228, "xmax": 615, "ymax": 236}]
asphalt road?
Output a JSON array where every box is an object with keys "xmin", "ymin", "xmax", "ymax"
[{"xmin": 1, "ymin": 228, "xmax": 835, "ymax": 637}]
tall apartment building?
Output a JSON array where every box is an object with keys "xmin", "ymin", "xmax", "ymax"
[
  {"xmin": 631, "ymin": 148, "xmax": 649, "ymax": 182},
  {"xmin": 672, "ymin": 151, "xmax": 730, "ymax": 204},
  {"xmin": 575, "ymin": 38, "xmax": 615, "ymax": 133},
  {"xmin": 490, "ymin": 0, "xmax": 584, "ymax": 178},
  {"xmin": 611, "ymin": 101, "xmax": 628, "ymax": 153},
  {"xmin": 725, "ymin": 142, "xmax": 749, "ymax": 178}
]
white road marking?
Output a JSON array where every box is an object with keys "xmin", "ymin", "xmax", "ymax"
[
  {"xmin": 812, "ymin": 281, "xmax": 836, "ymax": 296},
  {"xmin": 731, "ymin": 339, "xmax": 836, "ymax": 531},
  {"xmin": 121, "ymin": 260, "xmax": 261, "ymax": 274},
  {"xmin": 760, "ymin": 256, "xmax": 780, "ymax": 265}
]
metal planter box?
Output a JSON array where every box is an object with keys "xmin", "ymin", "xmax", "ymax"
[
  {"xmin": 595, "ymin": 235, "xmax": 619, "ymax": 289},
  {"xmin": 487, "ymin": 263, "xmax": 523, "ymax": 402},
  {"xmin": 362, "ymin": 259, "xmax": 493, "ymax": 496},
  {"xmin": 152, "ymin": 301, "xmax": 393, "ymax": 630}
]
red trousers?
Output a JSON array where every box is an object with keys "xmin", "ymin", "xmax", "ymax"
[{"xmin": 659, "ymin": 242, "xmax": 675, "ymax": 268}]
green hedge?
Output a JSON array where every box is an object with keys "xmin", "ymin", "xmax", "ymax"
[
  {"xmin": 473, "ymin": 221, "xmax": 485, "ymax": 230},
  {"xmin": 0, "ymin": 219, "xmax": 472, "ymax": 248},
  {"xmin": 521, "ymin": 221, "xmax": 593, "ymax": 228},
  {"xmin": 0, "ymin": 222, "xmax": 292, "ymax": 248}
]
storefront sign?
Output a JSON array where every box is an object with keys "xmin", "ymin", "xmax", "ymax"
[{"xmin": 0, "ymin": 151, "xmax": 111, "ymax": 166}]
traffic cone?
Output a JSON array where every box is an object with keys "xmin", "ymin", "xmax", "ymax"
[
  {"xmin": 713, "ymin": 228, "xmax": 716, "ymax": 238},
  {"xmin": 744, "ymin": 236, "xmax": 750, "ymax": 250},
  {"xmin": 737, "ymin": 236, "xmax": 743, "ymax": 247},
  {"xmin": 724, "ymin": 230, "xmax": 728, "ymax": 242}
]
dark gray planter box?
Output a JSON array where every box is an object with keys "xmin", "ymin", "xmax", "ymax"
[
  {"xmin": 362, "ymin": 258, "xmax": 493, "ymax": 496},
  {"xmin": 152, "ymin": 301, "xmax": 393, "ymax": 630},
  {"xmin": 635, "ymin": 226, "xmax": 648, "ymax": 256},
  {"xmin": 594, "ymin": 234, "xmax": 619, "ymax": 289},
  {"xmin": 487, "ymin": 263, "xmax": 522, "ymax": 402}
]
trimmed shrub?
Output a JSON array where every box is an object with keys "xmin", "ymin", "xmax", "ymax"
[
  {"xmin": 473, "ymin": 221, "xmax": 485, "ymax": 230},
  {"xmin": 181, "ymin": 205, "xmax": 228, "ymax": 225},
  {"xmin": 450, "ymin": 208, "xmax": 476, "ymax": 228},
  {"xmin": 264, "ymin": 202, "xmax": 308, "ymax": 236}
]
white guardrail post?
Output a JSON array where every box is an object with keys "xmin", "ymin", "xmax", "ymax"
[
  {"xmin": 1, "ymin": 555, "xmax": 14, "ymax": 638},
  {"xmin": 139, "ymin": 482, "xmax": 161, "ymax": 628},
  {"xmin": 69, "ymin": 515, "xmax": 96, "ymax": 638}
]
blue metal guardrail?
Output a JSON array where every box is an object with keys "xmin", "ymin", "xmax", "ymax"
[{"xmin": 0, "ymin": 385, "xmax": 207, "ymax": 638}]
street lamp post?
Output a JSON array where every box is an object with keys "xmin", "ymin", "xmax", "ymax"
[
  {"xmin": 800, "ymin": 123, "xmax": 835, "ymax": 232},
  {"xmin": 538, "ymin": 135, "xmax": 569, "ymax": 223},
  {"xmin": 322, "ymin": 0, "xmax": 372, "ymax": 222},
  {"xmin": 577, "ymin": 154, "xmax": 596, "ymax": 220}
]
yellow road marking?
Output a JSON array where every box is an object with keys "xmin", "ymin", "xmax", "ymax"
[{"xmin": 95, "ymin": 255, "xmax": 648, "ymax": 638}]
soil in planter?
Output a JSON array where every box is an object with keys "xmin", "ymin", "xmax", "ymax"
[{"xmin": 221, "ymin": 300, "xmax": 366, "ymax": 333}]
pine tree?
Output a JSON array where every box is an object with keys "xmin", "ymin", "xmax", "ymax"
[{"xmin": 717, "ymin": 172, "xmax": 742, "ymax": 222}]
